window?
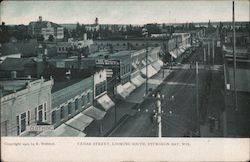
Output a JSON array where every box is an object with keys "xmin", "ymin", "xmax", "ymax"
[
  {"xmin": 95, "ymin": 81, "xmax": 106, "ymax": 97},
  {"xmin": 27, "ymin": 110, "xmax": 30, "ymax": 125},
  {"xmin": 60, "ymin": 107, "xmax": 64, "ymax": 119},
  {"xmin": 87, "ymin": 92, "xmax": 91, "ymax": 103},
  {"xmin": 38, "ymin": 104, "xmax": 43, "ymax": 122},
  {"xmin": 51, "ymin": 111, "xmax": 56, "ymax": 124},
  {"xmin": 35, "ymin": 107, "xmax": 37, "ymax": 121},
  {"xmin": 1, "ymin": 121, "xmax": 8, "ymax": 136},
  {"xmin": 75, "ymin": 99, "xmax": 79, "ymax": 111},
  {"xmin": 16, "ymin": 111, "xmax": 29, "ymax": 135},
  {"xmin": 82, "ymin": 96, "xmax": 86, "ymax": 107},
  {"xmin": 117, "ymin": 43, "xmax": 119, "ymax": 46},
  {"xmin": 16, "ymin": 116, "xmax": 19, "ymax": 135},
  {"xmin": 68, "ymin": 102, "xmax": 72, "ymax": 115},
  {"xmin": 44, "ymin": 103, "xmax": 47, "ymax": 121}
]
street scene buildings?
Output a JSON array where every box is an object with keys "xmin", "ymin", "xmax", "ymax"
[{"xmin": 0, "ymin": 1, "xmax": 249, "ymax": 138}]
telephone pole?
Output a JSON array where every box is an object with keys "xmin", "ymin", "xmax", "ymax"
[
  {"xmin": 146, "ymin": 45, "xmax": 148, "ymax": 95},
  {"xmin": 212, "ymin": 39, "xmax": 215, "ymax": 65},
  {"xmin": 156, "ymin": 92, "xmax": 162, "ymax": 138},
  {"xmin": 233, "ymin": 1, "xmax": 238, "ymax": 111},
  {"xmin": 203, "ymin": 47, "xmax": 206, "ymax": 65},
  {"xmin": 196, "ymin": 62, "xmax": 200, "ymax": 136}
]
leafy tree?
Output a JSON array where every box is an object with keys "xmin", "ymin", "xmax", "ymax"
[
  {"xmin": 37, "ymin": 34, "xmax": 44, "ymax": 42},
  {"xmin": 48, "ymin": 35, "xmax": 54, "ymax": 42}
]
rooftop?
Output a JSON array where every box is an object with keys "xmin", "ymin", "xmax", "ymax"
[
  {"xmin": 0, "ymin": 79, "xmax": 31, "ymax": 96},
  {"xmin": 0, "ymin": 57, "xmax": 36, "ymax": 71}
]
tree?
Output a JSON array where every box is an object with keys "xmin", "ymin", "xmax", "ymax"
[
  {"xmin": 48, "ymin": 35, "xmax": 54, "ymax": 42},
  {"xmin": 37, "ymin": 34, "xmax": 44, "ymax": 42}
]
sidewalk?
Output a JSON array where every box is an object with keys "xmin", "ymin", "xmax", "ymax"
[
  {"xmin": 85, "ymin": 68, "xmax": 173, "ymax": 137},
  {"xmin": 126, "ymin": 69, "xmax": 172, "ymax": 103},
  {"xmin": 85, "ymin": 100, "xmax": 137, "ymax": 136},
  {"xmin": 200, "ymin": 71, "xmax": 224, "ymax": 137}
]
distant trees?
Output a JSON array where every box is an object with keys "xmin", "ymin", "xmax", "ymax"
[
  {"xmin": 37, "ymin": 34, "xmax": 45, "ymax": 42},
  {"xmin": 48, "ymin": 35, "xmax": 54, "ymax": 42},
  {"xmin": 0, "ymin": 22, "xmax": 31, "ymax": 43}
]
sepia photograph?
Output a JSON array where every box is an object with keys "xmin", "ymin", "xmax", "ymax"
[{"xmin": 0, "ymin": 0, "xmax": 249, "ymax": 161}]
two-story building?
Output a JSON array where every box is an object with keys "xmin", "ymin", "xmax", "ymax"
[{"xmin": 0, "ymin": 77, "xmax": 54, "ymax": 136}]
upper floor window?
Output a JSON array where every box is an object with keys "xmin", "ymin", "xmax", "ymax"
[{"xmin": 75, "ymin": 99, "xmax": 79, "ymax": 111}]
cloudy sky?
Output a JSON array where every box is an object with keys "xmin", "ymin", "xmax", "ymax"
[{"xmin": 1, "ymin": 0, "xmax": 249, "ymax": 25}]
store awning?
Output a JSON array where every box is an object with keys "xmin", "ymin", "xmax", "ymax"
[
  {"xmin": 142, "ymin": 60, "xmax": 147, "ymax": 66},
  {"xmin": 152, "ymin": 60, "xmax": 162, "ymax": 72},
  {"xmin": 187, "ymin": 44, "xmax": 192, "ymax": 48},
  {"xmin": 117, "ymin": 84, "xmax": 129, "ymax": 99},
  {"xmin": 176, "ymin": 48, "xmax": 182, "ymax": 57},
  {"xmin": 38, "ymin": 124, "xmax": 86, "ymax": 137},
  {"xmin": 180, "ymin": 47, "xmax": 185, "ymax": 53},
  {"xmin": 66, "ymin": 113, "xmax": 93, "ymax": 132},
  {"xmin": 141, "ymin": 65, "xmax": 158, "ymax": 78},
  {"xmin": 132, "ymin": 62, "xmax": 137, "ymax": 69},
  {"xmin": 123, "ymin": 82, "xmax": 136, "ymax": 94},
  {"xmin": 83, "ymin": 106, "xmax": 106, "ymax": 120},
  {"xmin": 97, "ymin": 94, "xmax": 115, "ymax": 111},
  {"xmin": 169, "ymin": 51, "xmax": 177, "ymax": 59},
  {"xmin": 148, "ymin": 56, "xmax": 154, "ymax": 63},
  {"xmin": 131, "ymin": 75, "xmax": 145, "ymax": 87}
]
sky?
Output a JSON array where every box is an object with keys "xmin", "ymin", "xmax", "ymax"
[{"xmin": 1, "ymin": 0, "xmax": 249, "ymax": 25}]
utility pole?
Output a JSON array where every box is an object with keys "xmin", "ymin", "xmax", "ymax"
[
  {"xmin": 233, "ymin": 1, "xmax": 238, "ymax": 111},
  {"xmin": 146, "ymin": 44, "xmax": 148, "ymax": 95},
  {"xmin": 114, "ymin": 67, "xmax": 118, "ymax": 124},
  {"xmin": 156, "ymin": 92, "xmax": 162, "ymax": 138},
  {"xmin": 208, "ymin": 41, "xmax": 210, "ymax": 67},
  {"xmin": 196, "ymin": 62, "xmax": 200, "ymax": 136},
  {"xmin": 212, "ymin": 39, "xmax": 215, "ymax": 65},
  {"xmin": 203, "ymin": 47, "xmax": 206, "ymax": 65}
]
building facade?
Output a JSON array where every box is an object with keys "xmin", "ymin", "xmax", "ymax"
[
  {"xmin": 51, "ymin": 76, "xmax": 94, "ymax": 128},
  {"xmin": 0, "ymin": 78, "xmax": 54, "ymax": 136}
]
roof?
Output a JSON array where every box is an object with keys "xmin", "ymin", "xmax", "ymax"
[
  {"xmin": 88, "ymin": 51, "xmax": 109, "ymax": 58},
  {"xmin": 110, "ymin": 50, "xmax": 131, "ymax": 57},
  {"xmin": 29, "ymin": 21, "xmax": 61, "ymax": 29},
  {"xmin": 0, "ymin": 79, "xmax": 30, "ymax": 96},
  {"xmin": 0, "ymin": 57, "xmax": 36, "ymax": 71},
  {"xmin": 94, "ymin": 37, "xmax": 170, "ymax": 41},
  {"xmin": 52, "ymin": 76, "xmax": 93, "ymax": 108}
]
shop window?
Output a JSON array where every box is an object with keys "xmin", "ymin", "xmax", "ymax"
[
  {"xmin": 87, "ymin": 92, "xmax": 91, "ymax": 103},
  {"xmin": 51, "ymin": 111, "xmax": 56, "ymax": 124},
  {"xmin": 68, "ymin": 102, "xmax": 72, "ymax": 115},
  {"xmin": 60, "ymin": 107, "xmax": 64, "ymax": 120},
  {"xmin": 75, "ymin": 99, "xmax": 79, "ymax": 111},
  {"xmin": 16, "ymin": 111, "xmax": 30, "ymax": 135},
  {"xmin": 82, "ymin": 96, "xmax": 86, "ymax": 107}
]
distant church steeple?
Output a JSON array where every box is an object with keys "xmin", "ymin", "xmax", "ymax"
[{"xmin": 95, "ymin": 17, "xmax": 99, "ymax": 25}]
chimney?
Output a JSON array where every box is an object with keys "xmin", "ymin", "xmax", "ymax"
[{"xmin": 83, "ymin": 33, "xmax": 87, "ymax": 41}]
